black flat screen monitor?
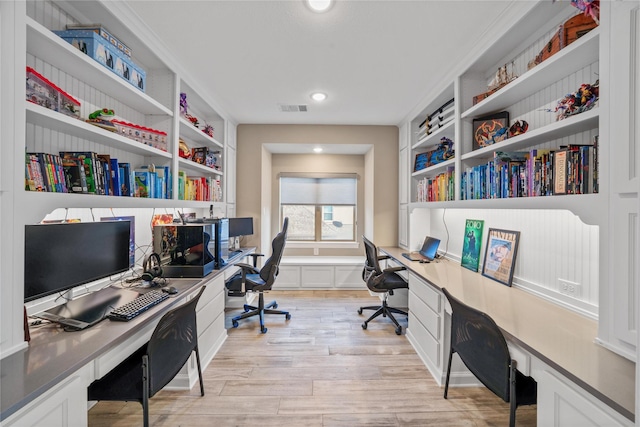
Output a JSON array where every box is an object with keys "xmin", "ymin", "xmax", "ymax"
[
  {"xmin": 24, "ymin": 221, "xmax": 131, "ymax": 302},
  {"xmin": 228, "ymin": 217, "xmax": 254, "ymax": 237}
]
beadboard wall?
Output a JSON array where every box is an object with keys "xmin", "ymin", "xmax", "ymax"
[{"xmin": 409, "ymin": 207, "xmax": 599, "ymax": 319}]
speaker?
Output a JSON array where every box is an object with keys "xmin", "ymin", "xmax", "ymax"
[{"xmin": 141, "ymin": 253, "xmax": 163, "ymax": 282}]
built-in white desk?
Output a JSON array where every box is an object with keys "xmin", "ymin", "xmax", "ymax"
[
  {"xmin": 0, "ymin": 248, "xmax": 255, "ymax": 426},
  {"xmin": 380, "ymin": 247, "xmax": 635, "ymax": 426}
]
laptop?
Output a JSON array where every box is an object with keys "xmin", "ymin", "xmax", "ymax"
[{"xmin": 402, "ymin": 236, "xmax": 441, "ymax": 262}]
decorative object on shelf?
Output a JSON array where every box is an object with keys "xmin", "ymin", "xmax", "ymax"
[
  {"xmin": 54, "ymin": 29, "xmax": 146, "ymax": 92},
  {"xmin": 472, "ymin": 111, "xmax": 509, "ymax": 150},
  {"xmin": 461, "ymin": 219, "xmax": 484, "ymax": 273},
  {"xmin": 180, "ymin": 92, "xmax": 188, "ymax": 116},
  {"xmin": 508, "ymin": 120, "xmax": 529, "ymax": 137},
  {"xmin": 563, "ymin": 11, "xmax": 599, "ymax": 45},
  {"xmin": 482, "ymin": 228, "xmax": 520, "ymax": 287},
  {"xmin": 414, "ymin": 137, "xmax": 455, "ymax": 172},
  {"xmin": 552, "ymin": 80, "xmax": 599, "ymax": 121},
  {"xmin": 26, "ymin": 67, "xmax": 81, "ymax": 118},
  {"xmin": 191, "ymin": 147, "xmax": 221, "ymax": 170},
  {"xmin": 418, "ymin": 98, "xmax": 455, "ymax": 139},
  {"xmin": 185, "ymin": 113, "xmax": 199, "ymax": 128},
  {"xmin": 570, "ymin": 0, "xmax": 599, "ymax": 25},
  {"xmin": 202, "ymin": 123, "xmax": 214, "ymax": 138},
  {"xmin": 179, "ymin": 139, "xmax": 192, "ymax": 159},
  {"xmin": 472, "ymin": 63, "xmax": 517, "ymax": 105},
  {"xmin": 528, "ymin": 26, "xmax": 563, "ymax": 70},
  {"xmin": 111, "ymin": 119, "xmax": 168, "ymax": 151},
  {"xmin": 528, "ymin": 9, "xmax": 598, "ymax": 70},
  {"xmin": 86, "ymin": 108, "xmax": 117, "ymax": 132}
]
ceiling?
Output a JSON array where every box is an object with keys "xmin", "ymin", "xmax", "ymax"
[{"xmin": 125, "ymin": 0, "xmax": 515, "ymax": 128}]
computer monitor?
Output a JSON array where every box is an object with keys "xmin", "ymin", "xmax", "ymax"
[
  {"xmin": 228, "ymin": 217, "xmax": 254, "ymax": 238},
  {"xmin": 24, "ymin": 221, "xmax": 131, "ymax": 302}
]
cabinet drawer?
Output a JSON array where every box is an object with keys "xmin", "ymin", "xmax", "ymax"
[
  {"xmin": 409, "ymin": 290, "xmax": 440, "ymax": 340},
  {"xmin": 408, "ymin": 312, "xmax": 441, "ymax": 369},
  {"xmin": 197, "ymin": 288, "xmax": 225, "ymax": 333},
  {"xmin": 409, "ymin": 273, "xmax": 441, "ymax": 313}
]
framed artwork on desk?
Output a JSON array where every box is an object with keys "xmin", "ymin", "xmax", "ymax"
[{"xmin": 481, "ymin": 228, "xmax": 520, "ymax": 287}]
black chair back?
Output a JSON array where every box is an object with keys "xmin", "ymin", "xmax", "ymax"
[
  {"xmin": 362, "ymin": 235, "xmax": 381, "ymax": 282},
  {"xmin": 442, "ymin": 287, "xmax": 511, "ymax": 401},
  {"xmin": 147, "ymin": 285, "xmax": 206, "ymax": 397},
  {"xmin": 258, "ymin": 217, "xmax": 288, "ymax": 286}
]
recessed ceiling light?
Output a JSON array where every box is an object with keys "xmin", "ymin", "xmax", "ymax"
[
  {"xmin": 313, "ymin": 147, "xmax": 323, "ymax": 153},
  {"xmin": 306, "ymin": 0, "xmax": 333, "ymax": 12},
  {"xmin": 311, "ymin": 92, "xmax": 327, "ymax": 102}
]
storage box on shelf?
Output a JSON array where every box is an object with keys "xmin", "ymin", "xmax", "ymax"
[
  {"xmin": 26, "ymin": 67, "xmax": 80, "ymax": 119},
  {"xmin": 53, "ymin": 29, "xmax": 146, "ymax": 91},
  {"xmin": 111, "ymin": 119, "xmax": 168, "ymax": 152}
]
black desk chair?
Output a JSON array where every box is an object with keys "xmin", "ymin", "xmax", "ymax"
[
  {"xmin": 358, "ymin": 236, "xmax": 408, "ymax": 335},
  {"xmin": 228, "ymin": 217, "xmax": 291, "ymax": 333},
  {"xmin": 88, "ymin": 286, "xmax": 206, "ymax": 427},
  {"xmin": 442, "ymin": 288, "xmax": 537, "ymax": 427}
]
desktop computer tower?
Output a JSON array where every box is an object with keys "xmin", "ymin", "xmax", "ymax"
[{"xmin": 152, "ymin": 218, "xmax": 229, "ymax": 278}]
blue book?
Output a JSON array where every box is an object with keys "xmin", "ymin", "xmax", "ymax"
[
  {"xmin": 118, "ymin": 162, "xmax": 133, "ymax": 196},
  {"xmin": 110, "ymin": 158, "xmax": 121, "ymax": 196},
  {"xmin": 134, "ymin": 170, "xmax": 152, "ymax": 198}
]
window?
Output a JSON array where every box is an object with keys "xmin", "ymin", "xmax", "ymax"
[{"xmin": 280, "ymin": 174, "xmax": 357, "ymax": 242}]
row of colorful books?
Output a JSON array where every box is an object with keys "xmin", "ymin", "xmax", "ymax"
[
  {"xmin": 416, "ymin": 167, "xmax": 455, "ymax": 202},
  {"xmin": 460, "ymin": 141, "xmax": 598, "ymax": 200},
  {"xmin": 25, "ymin": 151, "xmax": 173, "ymax": 199},
  {"xmin": 177, "ymin": 172, "xmax": 222, "ymax": 202}
]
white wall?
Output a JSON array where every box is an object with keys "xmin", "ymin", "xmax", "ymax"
[{"xmin": 413, "ymin": 207, "xmax": 599, "ymax": 318}]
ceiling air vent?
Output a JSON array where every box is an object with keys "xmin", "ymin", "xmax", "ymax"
[{"xmin": 278, "ymin": 104, "xmax": 308, "ymax": 112}]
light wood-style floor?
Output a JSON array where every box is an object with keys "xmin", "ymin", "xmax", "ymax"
[{"xmin": 88, "ymin": 290, "xmax": 536, "ymax": 426}]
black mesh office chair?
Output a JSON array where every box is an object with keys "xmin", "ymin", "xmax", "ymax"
[
  {"xmin": 358, "ymin": 236, "xmax": 409, "ymax": 335},
  {"xmin": 442, "ymin": 288, "xmax": 537, "ymax": 427},
  {"xmin": 88, "ymin": 286, "xmax": 206, "ymax": 427},
  {"xmin": 228, "ymin": 217, "xmax": 291, "ymax": 333}
]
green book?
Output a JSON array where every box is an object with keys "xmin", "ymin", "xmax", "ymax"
[{"xmin": 461, "ymin": 219, "xmax": 484, "ymax": 272}]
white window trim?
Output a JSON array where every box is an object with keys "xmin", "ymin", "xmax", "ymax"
[{"xmin": 286, "ymin": 241, "xmax": 360, "ymax": 249}]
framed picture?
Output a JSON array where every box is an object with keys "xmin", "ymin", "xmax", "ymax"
[
  {"xmin": 472, "ymin": 111, "xmax": 510, "ymax": 150},
  {"xmin": 414, "ymin": 152, "xmax": 429, "ymax": 172},
  {"xmin": 461, "ymin": 219, "xmax": 484, "ymax": 272},
  {"xmin": 481, "ymin": 228, "xmax": 520, "ymax": 287}
]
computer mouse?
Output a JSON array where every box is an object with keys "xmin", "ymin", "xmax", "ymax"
[{"xmin": 162, "ymin": 286, "xmax": 179, "ymax": 295}]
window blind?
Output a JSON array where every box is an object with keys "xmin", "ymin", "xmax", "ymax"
[{"xmin": 280, "ymin": 176, "xmax": 356, "ymax": 205}]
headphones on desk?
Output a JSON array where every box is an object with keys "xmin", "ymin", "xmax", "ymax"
[{"xmin": 141, "ymin": 253, "xmax": 163, "ymax": 282}]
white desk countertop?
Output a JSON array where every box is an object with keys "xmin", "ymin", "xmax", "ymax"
[{"xmin": 380, "ymin": 246, "xmax": 635, "ymax": 422}]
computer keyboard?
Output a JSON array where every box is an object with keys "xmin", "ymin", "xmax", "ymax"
[{"xmin": 107, "ymin": 289, "xmax": 169, "ymax": 321}]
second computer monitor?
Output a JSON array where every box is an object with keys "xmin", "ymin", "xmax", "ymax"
[{"xmin": 228, "ymin": 217, "xmax": 254, "ymax": 238}]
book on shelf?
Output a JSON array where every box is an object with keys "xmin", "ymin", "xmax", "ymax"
[
  {"xmin": 61, "ymin": 156, "xmax": 88, "ymax": 193},
  {"xmin": 109, "ymin": 158, "xmax": 121, "ymax": 196},
  {"xmin": 59, "ymin": 151, "xmax": 104, "ymax": 195},
  {"xmin": 26, "ymin": 152, "xmax": 68, "ymax": 193},
  {"xmin": 134, "ymin": 170, "xmax": 153, "ymax": 198},
  {"xmin": 416, "ymin": 167, "xmax": 455, "ymax": 202},
  {"xmin": 118, "ymin": 162, "xmax": 134, "ymax": 197}
]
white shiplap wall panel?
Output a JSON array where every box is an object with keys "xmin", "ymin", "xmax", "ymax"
[{"xmin": 424, "ymin": 208, "xmax": 598, "ymax": 318}]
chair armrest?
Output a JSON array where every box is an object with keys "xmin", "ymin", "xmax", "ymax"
[
  {"xmin": 248, "ymin": 253, "xmax": 264, "ymax": 268},
  {"xmin": 235, "ymin": 262, "xmax": 260, "ymax": 274},
  {"xmin": 377, "ymin": 255, "xmax": 390, "ymax": 261}
]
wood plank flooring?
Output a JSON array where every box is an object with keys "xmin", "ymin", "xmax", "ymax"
[{"xmin": 88, "ymin": 290, "xmax": 536, "ymax": 426}]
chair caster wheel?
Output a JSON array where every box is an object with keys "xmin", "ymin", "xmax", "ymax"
[
  {"xmin": 261, "ymin": 326, "xmax": 268, "ymax": 334},
  {"xmin": 232, "ymin": 320, "xmax": 238, "ymax": 328},
  {"xmin": 362, "ymin": 322, "xmax": 367, "ymax": 330},
  {"xmin": 395, "ymin": 327, "xmax": 402, "ymax": 335},
  {"xmin": 285, "ymin": 313, "xmax": 291, "ymax": 320},
  {"xmin": 357, "ymin": 308, "xmax": 363, "ymax": 315}
]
